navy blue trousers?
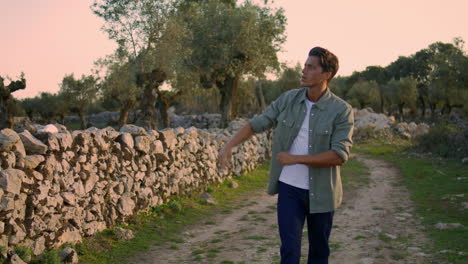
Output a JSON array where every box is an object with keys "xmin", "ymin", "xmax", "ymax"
[{"xmin": 277, "ymin": 181, "xmax": 334, "ymax": 264}]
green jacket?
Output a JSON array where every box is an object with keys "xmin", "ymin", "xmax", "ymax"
[{"xmin": 249, "ymin": 87, "xmax": 354, "ymax": 213}]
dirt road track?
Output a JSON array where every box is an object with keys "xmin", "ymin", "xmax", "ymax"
[{"xmin": 128, "ymin": 156, "xmax": 431, "ymax": 264}]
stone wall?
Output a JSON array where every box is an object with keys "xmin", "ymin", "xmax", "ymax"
[{"xmin": 0, "ymin": 120, "xmax": 271, "ymax": 255}]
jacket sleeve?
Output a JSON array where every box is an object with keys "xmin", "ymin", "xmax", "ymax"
[
  {"xmin": 331, "ymin": 106, "xmax": 354, "ymax": 164},
  {"xmin": 248, "ymin": 93, "xmax": 287, "ymax": 133}
]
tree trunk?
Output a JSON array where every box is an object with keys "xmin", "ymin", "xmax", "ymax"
[
  {"xmin": 78, "ymin": 111, "xmax": 86, "ymax": 129},
  {"xmin": 446, "ymin": 104, "xmax": 452, "ymax": 115},
  {"xmin": 136, "ymin": 69, "xmax": 167, "ymax": 130},
  {"xmin": 418, "ymin": 96, "xmax": 426, "ymax": 118},
  {"xmin": 119, "ymin": 101, "xmax": 134, "ymax": 127},
  {"xmin": 156, "ymin": 90, "xmax": 181, "ymax": 129},
  {"xmin": 429, "ymin": 103, "xmax": 436, "ymax": 120},
  {"xmin": 7, "ymin": 101, "xmax": 15, "ymax": 129},
  {"xmin": 157, "ymin": 99, "xmax": 170, "ymax": 128},
  {"xmin": 230, "ymin": 75, "xmax": 240, "ymax": 120},
  {"xmin": 442, "ymin": 102, "xmax": 452, "ymax": 115},
  {"xmin": 119, "ymin": 108, "xmax": 130, "ymax": 128},
  {"xmin": 398, "ymin": 103, "xmax": 404, "ymax": 121},
  {"xmin": 0, "ymin": 96, "xmax": 9, "ymax": 129},
  {"xmin": 218, "ymin": 76, "xmax": 239, "ymax": 127},
  {"xmin": 379, "ymin": 93, "xmax": 385, "ymax": 113},
  {"xmin": 57, "ymin": 114, "xmax": 65, "ymax": 125},
  {"xmin": 0, "ymin": 76, "xmax": 25, "ymax": 129},
  {"xmin": 140, "ymin": 86, "xmax": 158, "ymax": 130},
  {"xmin": 255, "ymin": 80, "xmax": 266, "ymax": 111}
]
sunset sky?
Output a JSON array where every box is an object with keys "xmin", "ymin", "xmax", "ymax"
[{"xmin": 2, "ymin": 0, "xmax": 467, "ymax": 99}]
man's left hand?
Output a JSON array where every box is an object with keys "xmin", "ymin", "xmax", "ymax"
[{"xmin": 276, "ymin": 152, "xmax": 298, "ymax": 166}]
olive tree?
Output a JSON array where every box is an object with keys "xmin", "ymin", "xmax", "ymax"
[
  {"xmin": 92, "ymin": 0, "xmax": 188, "ymax": 129},
  {"xmin": 59, "ymin": 74, "xmax": 99, "ymax": 129},
  {"xmin": 183, "ymin": 0, "xmax": 286, "ymax": 126},
  {"xmin": 347, "ymin": 80, "xmax": 380, "ymax": 109},
  {"xmin": 384, "ymin": 77, "xmax": 418, "ymax": 119},
  {"xmin": 0, "ymin": 73, "xmax": 26, "ymax": 129}
]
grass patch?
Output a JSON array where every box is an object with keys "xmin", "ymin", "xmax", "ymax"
[
  {"xmin": 257, "ymin": 247, "xmax": 268, "ymax": 253},
  {"xmin": 340, "ymin": 156, "xmax": 370, "ymax": 194},
  {"xmin": 329, "ymin": 242, "xmax": 342, "ymax": 251},
  {"xmin": 191, "ymin": 249, "xmax": 205, "ymax": 255},
  {"xmin": 355, "ymin": 139, "xmax": 468, "ymax": 264},
  {"xmin": 75, "ymin": 162, "xmax": 271, "ymax": 264},
  {"xmin": 243, "ymin": 236, "xmax": 268, "ymax": 241},
  {"xmin": 251, "ymin": 215, "xmax": 267, "ymax": 222},
  {"xmin": 168, "ymin": 244, "xmax": 179, "ymax": 250},
  {"xmin": 239, "ymin": 215, "xmax": 249, "ymax": 221},
  {"xmin": 168, "ymin": 237, "xmax": 184, "ymax": 243}
]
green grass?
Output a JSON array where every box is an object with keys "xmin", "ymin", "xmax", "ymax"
[
  {"xmin": 353, "ymin": 235, "xmax": 366, "ymax": 240},
  {"xmin": 210, "ymin": 238, "xmax": 223, "ymax": 243},
  {"xmin": 191, "ymin": 249, "xmax": 205, "ymax": 255},
  {"xmin": 74, "ymin": 162, "xmax": 271, "ymax": 264},
  {"xmin": 340, "ymin": 156, "xmax": 371, "ymax": 194},
  {"xmin": 242, "ymin": 236, "xmax": 268, "ymax": 241},
  {"xmin": 355, "ymin": 138, "xmax": 468, "ymax": 264}
]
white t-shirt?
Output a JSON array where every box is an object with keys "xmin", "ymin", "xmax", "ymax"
[{"xmin": 279, "ymin": 99, "xmax": 314, "ymax": 190}]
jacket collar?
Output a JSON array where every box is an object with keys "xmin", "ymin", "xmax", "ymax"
[{"xmin": 300, "ymin": 87, "xmax": 332, "ymax": 110}]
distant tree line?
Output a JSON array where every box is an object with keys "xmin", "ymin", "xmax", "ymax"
[
  {"xmin": 330, "ymin": 38, "xmax": 468, "ymax": 120},
  {"xmin": 2, "ymin": 1, "xmax": 466, "ymax": 130}
]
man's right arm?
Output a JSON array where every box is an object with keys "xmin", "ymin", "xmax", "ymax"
[
  {"xmin": 218, "ymin": 123, "xmax": 255, "ymax": 169},
  {"xmin": 218, "ymin": 92, "xmax": 287, "ymax": 169}
]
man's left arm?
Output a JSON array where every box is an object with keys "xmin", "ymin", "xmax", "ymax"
[{"xmin": 277, "ymin": 106, "xmax": 354, "ymax": 167}]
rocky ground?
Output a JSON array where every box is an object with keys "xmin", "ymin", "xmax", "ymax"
[{"xmin": 126, "ymin": 155, "xmax": 432, "ymax": 264}]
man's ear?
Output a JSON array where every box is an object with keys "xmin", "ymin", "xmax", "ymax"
[{"xmin": 324, "ymin": 71, "xmax": 332, "ymax": 81}]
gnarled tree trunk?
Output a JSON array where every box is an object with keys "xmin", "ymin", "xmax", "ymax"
[
  {"xmin": 0, "ymin": 76, "xmax": 26, "ymax": 129},
  {"xmin": 78, "ymin": 111, "xmax": 87, "ymax": 129},
  {"xmin": 119, "ymin": 100, "xmax": 136, "ymax": 127},
  {"xmin": 218, "ymin": 75, "xmax": 239, "ymax": 127},
  {"xmin": 156, "ymin": 90, "xmax": 181, "ymax": 128},
  {"xmin": 137, "ymin": 69, "xmax": 167, "ymax": 130}
]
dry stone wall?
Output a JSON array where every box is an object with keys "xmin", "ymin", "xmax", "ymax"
[{"xmin": 0, "ymin": 120, "xmax": 271, "ymax": 255}]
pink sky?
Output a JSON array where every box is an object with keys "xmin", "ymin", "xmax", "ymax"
[{"xmin": 2, "ymin": 0, "xmax": 467, "ymax": 99}]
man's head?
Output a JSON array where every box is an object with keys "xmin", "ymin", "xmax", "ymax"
[{"xmin": 300, "ymin": 47, "xmax": 339, "ymax": 87}]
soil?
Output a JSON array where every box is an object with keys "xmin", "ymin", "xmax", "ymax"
[{"xmin": 127, "ymin": 156, "xmax": 432, "ymax": 264}]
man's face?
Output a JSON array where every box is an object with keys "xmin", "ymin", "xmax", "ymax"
[{"xmin": 300, "ymin": 56, "xmax": 330, "ymax": 87}]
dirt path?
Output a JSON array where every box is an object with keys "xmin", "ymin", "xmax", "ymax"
[{"xmin": 127, "ymin": 156, "xmax": 431, "ymax": 264}]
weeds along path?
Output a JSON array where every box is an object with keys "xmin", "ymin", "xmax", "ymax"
[{"xmin": 127, "ymin": 156, "xmax": 431, "ymax": 264}]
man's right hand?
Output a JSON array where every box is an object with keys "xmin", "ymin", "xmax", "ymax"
[
  {"xmin": 218, "ymin": 146, "xmax": 232, "ymax": 170},
  {"xmin": 216, "ymin": 123, "xmax": 255, "ymax": 171}
]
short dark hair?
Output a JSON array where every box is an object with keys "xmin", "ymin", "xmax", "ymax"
[{"xmin": 308, "ymin": 47, "xmax": 339, "ymax": 82}]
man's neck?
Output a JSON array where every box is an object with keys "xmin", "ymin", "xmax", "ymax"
[{"xmin": 306, "ymin": 82, "xmax": 328, "ymax": 102}]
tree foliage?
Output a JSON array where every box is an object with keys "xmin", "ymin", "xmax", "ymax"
[
  {"xmin": 384, "ymin": 77, "xmax": 418, "ymax": 118},
  {"xmin": 59, "ymin": 74, "xmax": 99, "ymax": 129},
  {"xmin": 182, "ymin": 0, "xmax": 286, "ymax": 125},
  {"xmin": 92, "ymin": 0, "xmax": 189, "ymax": 129},
  {"xmin": 347, "ymin": 80, "xmax": 380, "ymax": 109}
]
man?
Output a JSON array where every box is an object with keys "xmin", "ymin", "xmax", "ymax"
[{"xmin": 218, "ymin": 47, "xmax": 354, "ymax": 264}]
